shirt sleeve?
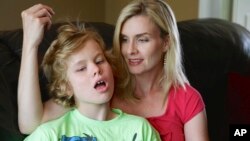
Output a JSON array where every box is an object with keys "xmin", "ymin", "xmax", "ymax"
[
  {"xmin": 182, "ymin": 85, "xmax": 205, "ymax": 123},
  {"xmin": 142, "ymin": 119, "xmax": 162, "ymax": 141}
]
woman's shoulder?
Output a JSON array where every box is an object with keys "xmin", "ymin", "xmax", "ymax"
[
  {"xmin": 170, "ymin": 83, "xmax": 201, "ymax": 99},
  {"xmin": 169, "ymin": 84, "xmax": 205, "ymax": 122},
  {"xmin": 168, "ymin": 83, "xmax": 204, "ymax": 110}
]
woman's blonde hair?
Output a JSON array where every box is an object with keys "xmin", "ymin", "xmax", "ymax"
[
  {"xmin": 113, "ymin": 0, "xmax": 189, "ymax": 99},
  {"xmin": 42, "ymin": 23, "xmax": 114, "ymax": 107}
]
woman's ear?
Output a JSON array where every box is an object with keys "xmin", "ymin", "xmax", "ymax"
[{"xmin": 162, "ymin": 35, "xmax": 169, "ymax": 53}]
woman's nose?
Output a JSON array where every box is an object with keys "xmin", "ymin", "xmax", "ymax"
[{"xmin": 127, "ymin": 41, "xmax": 138, "ymax": 55}]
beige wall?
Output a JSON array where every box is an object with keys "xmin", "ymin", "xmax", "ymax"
[
  {"xmin": 0, "ymin": 0, "xmax": 198, "ymax": 30},
  {"xmin": 167, "ymin": 0, "xmax": 198, "ymax": 21},
  {"xmin": 105, "ymin": 0, "xmax": 198, "ymax": 24},
  {"xmin": 105, "ymin": 0, "xmax": 130, "ymax": 25},
  {"xmin": 0, "ymin": 0, "xmax": 104, "ymax": 30}
]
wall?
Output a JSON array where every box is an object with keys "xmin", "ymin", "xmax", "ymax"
[
  {"xmin": 0, "ymin": 0, "xmax": 104, "ymax": 30},
  {"xmin": 232, "ymin": 0, "xmax": 250, "ymax": 31},
  {"xmin": 199, "ymin": 0, "xmax": 232, "ymax": 20},
  {"xmin": 105, "ymin": 0, "xmax": 199, "ymax": 25},
  {"xmin": 167, "ymin": 0, "xmax": 198, "ymax": 21},
  {"xmin": 0, "ymin": 0, "xmax": 198, "ymax": 30},
  {"xmin": 105, "ymin": 0, "xmax": 130, "ymax": 25}
]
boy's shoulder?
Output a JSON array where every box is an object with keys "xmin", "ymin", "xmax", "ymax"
[{"xmin": 38, "ymin": 109, "xmax": 75, "ymax": 130}]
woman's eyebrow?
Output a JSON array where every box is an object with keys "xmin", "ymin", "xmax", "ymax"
[
  {"xmin": 121, "ymin": 32, "xmax": 150, "ymax": 38},
  {"xmin": 135, "ymin": 32, "xmax": 150, "ymax": 38}
]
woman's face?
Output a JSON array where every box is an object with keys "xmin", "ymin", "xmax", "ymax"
[
  {"xmin": 66, "ymin": 39, "xmax": 114, "ymax": 107},
  {"xmin": 120, "ymin": 15, "xmax": 168, "ymax": 75}
]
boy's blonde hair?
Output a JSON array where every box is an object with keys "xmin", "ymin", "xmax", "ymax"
[{"xmin": 42, "ymin": 23, "xmax": 111, "ymax": 107}]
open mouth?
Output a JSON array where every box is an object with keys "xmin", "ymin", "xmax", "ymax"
[
  {"xmin": 94, "ymin": 80, "xmax": 106, "ymax": 89},
  {"xmin": 128, "ymin": 59, "xmax": 143, "ymax": 65}
]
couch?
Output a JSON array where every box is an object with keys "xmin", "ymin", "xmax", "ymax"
[{"xmin": 0, "ymin": 18, "xmax": 250, "ymax": 141}]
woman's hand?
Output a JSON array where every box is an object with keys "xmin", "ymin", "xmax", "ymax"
[{"xmin": 21, "ymin": 4, "xmax": 54, "ymax": 48}]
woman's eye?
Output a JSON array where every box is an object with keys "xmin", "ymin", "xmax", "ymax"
[
  {"xmin": 121, "ymin": 37, "xmax": 128, "ymax": 43},
  {"xmin": 138, "ymin": 38, "xmax": 149, "ymax": 42}
]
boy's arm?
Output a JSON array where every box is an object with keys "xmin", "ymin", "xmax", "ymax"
[{"xmin": 18, "ymin": 4, "xmax": 54, "ymax": 134}]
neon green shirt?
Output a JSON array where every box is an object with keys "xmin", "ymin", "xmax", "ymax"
[{"xmin": 24, "ymin": 108, "xmax": 161, "ymax": 141}]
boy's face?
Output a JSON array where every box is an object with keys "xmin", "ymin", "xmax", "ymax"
[{"xmin": 66, "ymin": 39, "xmax": 114, "ymax": 107}]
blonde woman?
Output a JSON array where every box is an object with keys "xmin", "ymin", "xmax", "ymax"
[{"xmin": 110, "ymin": 0, "xmax": 209, "ymax": 141}]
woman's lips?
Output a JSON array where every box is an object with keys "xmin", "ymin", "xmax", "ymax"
[{"xmin": 128, "ymin": 59, "xmax": 143, "ymax": 66}]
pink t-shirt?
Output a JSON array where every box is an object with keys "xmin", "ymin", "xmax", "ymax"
[{"xmin": 147, "ymin": 84, "xmax": 205, "ymax": 141}]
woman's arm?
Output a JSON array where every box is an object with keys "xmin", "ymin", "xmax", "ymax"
[
  {"xmin": 18, "ymin": 4, "xmax": 67, "ymax": 134},
  {"xmin": 184, "ymin": 109, "xmax": 210, "ymax": 141}
]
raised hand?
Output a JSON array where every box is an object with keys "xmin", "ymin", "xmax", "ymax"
[
  {"xmin": 21, "ymin": 4, "xmax": 55, "ymax": 48},
  {"xmin": 18, "ymin": 4, "xmax": 54, "ymax": 134}
]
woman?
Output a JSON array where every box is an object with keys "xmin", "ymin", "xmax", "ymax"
[
  {"xmin": 18, "ymin": 0, "xmax": 209, "ymax": 141},
  {"xmin": 110, "ymin": 0, "xmax": 209, "ymax": 140}
]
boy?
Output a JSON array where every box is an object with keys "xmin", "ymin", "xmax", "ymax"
[{"xmin": 22, "ymin": 23, "xmax": 160, "ymax": 141}]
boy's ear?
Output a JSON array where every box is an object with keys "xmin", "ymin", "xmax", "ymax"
[{"xmin": 66, "ymin": 82, "xmax": 74, "ymax": 97}]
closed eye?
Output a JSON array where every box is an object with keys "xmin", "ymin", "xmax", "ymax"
[
  {"xmin": 96, "ymin": 59, "xmax": 105, "ymax": 65},
  {"xmin": 96, "ymin": 55, "xmax": 107, "ymax": 65},
  {"xmin": 76, "ymin": 67, "xmax": 86, "ymax": 72},
  {"xmin": 137, "ymin": 37, "xmax": 149, "ymax": 43}
]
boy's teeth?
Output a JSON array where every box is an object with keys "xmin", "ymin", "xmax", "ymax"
[{"xmin": 98, "ymin": 81, "xmax": 104, "ymax": 84}]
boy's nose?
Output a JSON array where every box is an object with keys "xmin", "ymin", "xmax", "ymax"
[{"xmin": 92, "ymin": 64, "xmax": 101, "ymax": 76}]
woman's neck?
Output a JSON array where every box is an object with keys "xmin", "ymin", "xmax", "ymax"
[
  {"xmin": 134, "ymin": 65, "xmax": 164, "ymax": 98},
  {"xmin": 77, "ymin": 103, "xmax": 116, "ymax": 121}
]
